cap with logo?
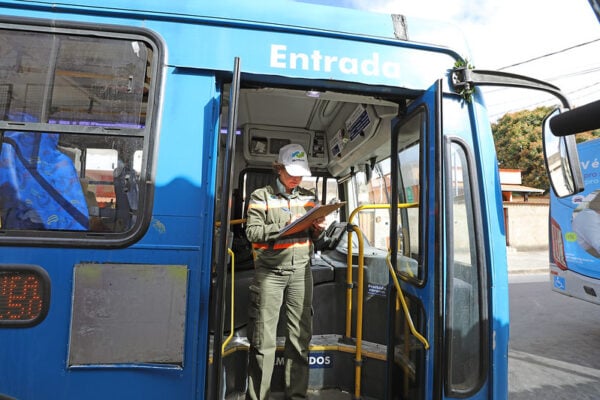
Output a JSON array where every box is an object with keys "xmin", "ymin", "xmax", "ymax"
[{"xmin": 278, "ymin": 143, "xmax": 311, "ymax": 177}]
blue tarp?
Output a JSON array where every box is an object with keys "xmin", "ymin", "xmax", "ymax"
[{"xmin": 0, "ymin": 112, "xmax": 89, "ymax": 230}]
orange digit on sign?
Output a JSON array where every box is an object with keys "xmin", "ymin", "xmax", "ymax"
[
  {"xmin": 0, "ymin": 274, "xmax": 42, "ymax": 320},
  {"xmin": 0, "ymin": 266, "xmax": 50, "ymax": 327}
]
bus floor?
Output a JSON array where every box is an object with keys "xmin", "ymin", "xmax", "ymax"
[{"xmin": 227, "ymin": 388, "xmax": 378, "ymax": 399}]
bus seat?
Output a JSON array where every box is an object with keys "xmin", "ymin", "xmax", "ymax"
[
  {"xmin": 230, "ymin": 228, "xmax": 254, "ymax": 270},
  {"xmin": 311, "ymin": 253, "xmax": 334, "ymax": 284},
  {"xmin": 230, "ymin": 169, "xmax": 274, "ymax": 271},
  {"xmin": 241, "ymin": 169, "xmax": 274, "ymax": 219},
  {"xmin": 113, "ymin": 160, "xmax": 139, "ymax": 231}
]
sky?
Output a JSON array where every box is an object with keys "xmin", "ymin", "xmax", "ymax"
[{"xmin": 296, "ymin": 0, "xmax": 600, "ymax": 120}]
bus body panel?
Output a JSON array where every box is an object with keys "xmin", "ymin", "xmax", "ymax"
[
  {"xmin": 458, "ymin": 90, "xmax": 510, "ymax": 399},
  {"xmin": 0, "ymin": 0, "xmax": 472, "ymax": 56},
  {"xmin": 1, "ymin": 248, "xmax": 204, "ymax": 399},
  {"xmin": 147, "ymin": 20, "xmax": 457, "ymax": 90},
  {"xmin": 0, "ymin": 1, "xmax": 462, "ymax": 90},
  {"xmin": 0, "ymin": 20, "xmax": 219, "ymax": 399},
  {"xmin": 550, "ymin": 138, "xmax": 600, "ymax": 304},
  {"xmin": 470, "ymin": 93, "xmax": 511, "ymax": 400},
  {"xmin": 442, "ymin": 88, "xmax": 507, "ymax": 399}
]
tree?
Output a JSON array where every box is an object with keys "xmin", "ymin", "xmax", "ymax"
[
  {"xmin": 492, "ymin": 107, "xmax": 600, "ymax": 191},
  {"xmin": 492, "ymin": 106, "xmax": 552, "ymax": 190},
  {"xmin": 575, "ymin": 129, "xmax": 600, "ymax": 143}
]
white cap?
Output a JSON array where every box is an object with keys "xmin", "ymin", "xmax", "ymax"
[{"xmin": 278, "ymin": 144, "xmax": 311, "ymax": 177}]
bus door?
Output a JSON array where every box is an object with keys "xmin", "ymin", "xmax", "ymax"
[
  {"xmin": 390, "ymin": 80, "xmax": 494, "ymax": 399},
  {"xmin": 209, "ymin": 58, "xmax": 242, "ymax": 399}
]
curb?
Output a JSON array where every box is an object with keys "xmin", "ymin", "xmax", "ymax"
[{"xmin": 508, "ymin": 268, "xmax": 548, "ymax": 275}]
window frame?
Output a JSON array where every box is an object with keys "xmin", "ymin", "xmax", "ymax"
[
  {"xmin": 443, "ymin": 136, "xmax": 489, "ymax": 396},
  {"xmin": 395, "ymin": 108, "xmax": 426, "ymax": 285},
  {"xmin": 0, "ymin": 16, "xmax": 164, "ymax": 247}
]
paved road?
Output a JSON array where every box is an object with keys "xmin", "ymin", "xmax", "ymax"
[{"xmin": 508, "ymin": 274, "xmax": 600, "ymax": 400}]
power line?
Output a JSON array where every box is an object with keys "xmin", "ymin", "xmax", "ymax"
[
  {"xmin": 487, "ymin": 81, "xmax": 600, "ymax": 120},
  {"xmin": 545, "ymin": 65, "xmax": 600, "ymax": 81},
  {"xmin": 498, "ymin": 38, "xmax": 600, "ymax": 70}
]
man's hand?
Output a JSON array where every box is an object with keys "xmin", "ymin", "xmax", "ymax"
[{"xmin": 311, "ymin": 216, "xmax": 326, "ymax": 232}]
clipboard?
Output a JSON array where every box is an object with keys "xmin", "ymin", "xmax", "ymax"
[{"xmin": 278, "ymin": 202, "xmax": 345, "ymax": 237}]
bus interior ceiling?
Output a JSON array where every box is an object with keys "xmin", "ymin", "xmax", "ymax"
[{"xmin": 220, "ymin": 84, "xmax": 403, "ymax": 181}]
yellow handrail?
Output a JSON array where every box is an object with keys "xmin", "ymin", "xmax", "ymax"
[
  {"xmin": 345, "ymin": 228, "xmax": 354, "ymax": 338},
  {"xmin": 345, "ymin": 203, "xmax": 418, "ymax": 338},
  {"xmin": 348, "ymin": 203, "xmax": 428, "ymax": 349},
  {"xmin": 222, "ymin": 248, "xmax": 235, "ymax": 354},
  {"xmin": 348, "ymin": 202, "xmax": 418, "ymax": 223},
  {"xmin": 386, "ymin": 250, "xmax": 430, "ymax": 350},
  {"xmin": 344, "ymin": 202, "xmax": 429, "ymax": 386},
  {"xmin": 349, "ymin": 225, "xmax": 365, "ymax": 399},
  {"xmin": 215, "ymin": 218, "xmax": 246, "ymax": 228}
]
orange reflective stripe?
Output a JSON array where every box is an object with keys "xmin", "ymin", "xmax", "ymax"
[
  {"xmin": 252, "ymin": 239, "xmax": 310, "ymax": 250},
  {"xmin": 273, "ymin": 239, "xmax": 310, "ymax": 250},
  {"xmin": 247, "ymin": 202, "xmax": 267, "ymax": 210}
]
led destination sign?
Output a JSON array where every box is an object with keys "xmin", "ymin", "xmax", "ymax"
[{"xmin": 0, "ymin": 265, "xmax": 50, "ymax": 327}]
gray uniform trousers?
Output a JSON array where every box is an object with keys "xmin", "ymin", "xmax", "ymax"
[{"xmin": 246, "ymin": 262, "xmax": 313, "ymax": 400}]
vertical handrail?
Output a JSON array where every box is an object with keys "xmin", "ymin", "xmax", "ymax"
[
  {"xmin": 345, "ymin": 228, "xmax": 354, "ymax": 339},
  {"xmin": 222, "ymin": 248, "xmax": 235, "ymax": 354},
  {"xmin": 343, "ymin": 203, "xmax": 425, "ymax": 399},
  {"xmin": 349, "ymin": 225, "xmax": 365, "ymax": 399},
  {"xmin": 345, "ymin": 203, "xmax": 417, "ymax": 338},
  {"xmin": 211, "ymin": 57, "xmax": 241, "ymax": 400},
  {"xmin": 385, "ymin": 251, "xmax": 430, "ymax": 349}
]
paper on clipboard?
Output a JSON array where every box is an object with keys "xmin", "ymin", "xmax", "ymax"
[{"xmin": 278, "ymin": 202, "xmax": 345, "ymax": 237}]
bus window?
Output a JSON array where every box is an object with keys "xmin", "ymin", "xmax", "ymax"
[
  {"xmin": 1, "ymin": 133, "xmax": 142, "ymax": 233},
  {"xmin": 391, "ymin": 108, "xmax": 425, "ymax": 397},
  {"xmin": 0, "ymin": 25, "xmax": 158, "ymax": 244},
  {"xmin": 350, "ymin": 159, "xmax": 392, "ymax": 250},
  {"xmin": 301, "ymin": 176, "xmax": 340, "ymax": 225},
  {"xmin": 0, "ymin": 30, "xmax": 149, "ymax": 126},
  {"xmin": 445, "ymin": 139, "xmax": 486, "ymax": 394},
  {"xmin": 80, "ymin": 142, "xmax": 142, "ymax": 232},
  {"xmin": 397, "ymin": 114, "xmax": 423, "ymax": 280}
]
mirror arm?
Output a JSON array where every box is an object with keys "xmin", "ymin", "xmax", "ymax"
[{"xmin": 451, "ymin": 68, "xmax": 572, "ymax": 109}]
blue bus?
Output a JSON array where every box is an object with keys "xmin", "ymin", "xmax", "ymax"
[
  {"xmin": 0, "ymin": 1, "xmax": 577, "ymax": 399},
  {"xmin": 547, "ymin": 132, "xmax": 600, "ymax": 304}
]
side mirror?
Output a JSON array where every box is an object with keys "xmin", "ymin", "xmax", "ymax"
[{"xmin": 542, "ymin": 108, "xmax": 584, "ymax": 198}]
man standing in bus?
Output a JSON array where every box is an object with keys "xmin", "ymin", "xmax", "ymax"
[{"xmin": 245, "ymin": 143, "xmax": 326, "ymax": 400}]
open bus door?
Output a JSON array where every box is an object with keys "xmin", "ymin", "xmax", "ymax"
[
  {"xmin": 388, "ymin": 81, "xmax": 440, "ymax": 400},
  {"xmin": 209, "ymin": 58, "xmax": 241, "ymax": 400},
  {"xmin": 389, "ymin": 80, "xmax": 496, "ymax": 399}
]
